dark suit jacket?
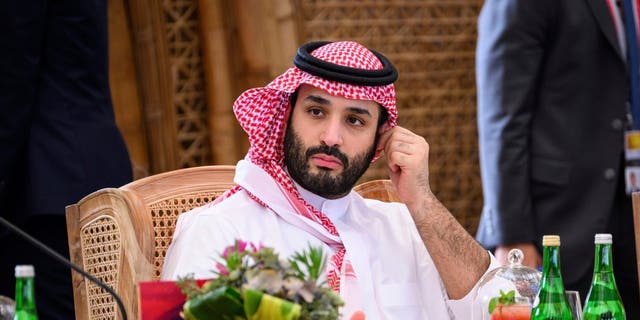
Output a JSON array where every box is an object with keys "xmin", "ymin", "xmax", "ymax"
[
  {"xmin": 476, "ymin": 0, "xmax": 628, "ymax": 288},
  {"xmin": 0, "ymin": 0, "xmax": 132, "ymax": 220}
]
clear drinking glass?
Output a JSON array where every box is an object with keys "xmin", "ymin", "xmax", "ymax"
[
  {"xmin": 0, "ymin": 295, "xmax": 15, "ymax": 320},
  {"xmin": 565, "ymin": 290, "xmax": 583, "ymax": 320}
]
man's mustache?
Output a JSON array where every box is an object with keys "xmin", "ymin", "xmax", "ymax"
[{"xmin": 305, "ymin": 145, "xmax": 349, "ymax": 169}]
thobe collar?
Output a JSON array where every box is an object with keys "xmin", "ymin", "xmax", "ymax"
[{"xmin": 291, "ymin": 179, "xmax": 350, "ymax": 222}]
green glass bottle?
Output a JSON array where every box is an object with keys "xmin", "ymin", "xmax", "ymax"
[
  {"xmin": 531, "ymin": 235, "xmax": 572, "ymax": 320},
  {"xmin": 13, "ymin": 265, "xmax": 38, "ymax": 320},
  {"xmin": 583, "ymin": 234, "xmax": 626, "ymax": 320}
]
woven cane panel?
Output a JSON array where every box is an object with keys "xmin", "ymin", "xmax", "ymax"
[
  {"xmin": 295, "ymin": 0, "xmax": 484, "ymax": 233},
  {"xmin": 163, "ymin": 0, "xmax": 212, "ymax": 167},
  {"xmin": 79, "ymin": 216, "xmax": 121, "ymax": 320},
  {"xmin": 149, "ymin": 191, "xmax": 226, "ymax": 279}
]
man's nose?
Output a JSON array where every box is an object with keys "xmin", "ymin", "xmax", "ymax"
[{"xmin": 320, "ymin": 119, "xmax": 343, "ymax": 147}]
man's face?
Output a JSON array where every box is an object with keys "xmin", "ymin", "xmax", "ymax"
[{"xmin": 284, "ymin": 84, "xmax": 382, "ymax": 199}]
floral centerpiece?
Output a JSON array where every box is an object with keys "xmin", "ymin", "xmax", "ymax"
[{"xmin": 177, "ymin": 240, "xmax": 344, "ymax": 320}]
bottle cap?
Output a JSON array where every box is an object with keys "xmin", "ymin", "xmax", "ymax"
[
  {"xmin": 542, "ymin": 235, "xmax": 561, "ymax": 246},
  {"xmin": 15, "ymin": 265, "xmax": 35, "ymax": 278},
  {"xmin": 594, "ymin": 233, "xmax": 613, "ymax": 244}
]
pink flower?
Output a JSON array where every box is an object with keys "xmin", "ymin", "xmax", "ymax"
[
  {"xmin": 222, "ymin": 246, "xmax": 232, "ymax": 259},
  {"xmin": 236, "ymin": 239, "xmax": 248, "ymax": 252},
  {"xmin": 222, "ymin": 239, "xmax": 248, "ymax": 258},
  {"xmin": 215, "ymin": 262, "xmax": 229, "ymax": 276}
]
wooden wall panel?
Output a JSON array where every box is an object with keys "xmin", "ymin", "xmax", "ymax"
[
  {"xmin": 108, "ymin": 0, "xmax": 150, "ymax": 179},
  {"xmin": 198, "ymin": 0, "xmax": 244, "ymax": 165},
  {"xmin": 162, "ymin": 0, "xmax": 212, "ymax": 168},
  {"xmin": 126, "ymin": 0, "xmax": 179, "ymax": 174}
]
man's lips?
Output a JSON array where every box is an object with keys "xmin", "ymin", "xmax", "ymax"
[{"xmin": 310, "ymin": 154, "xmax": 343, "ymax": 169}]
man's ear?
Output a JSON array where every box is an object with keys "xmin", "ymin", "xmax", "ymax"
[
  {"xmin": 373, "ymin": 123, "xmax": 391, "ymax": 160},
  {"xmin": 373, "ymin": 147, "xmax": 384, "ymax": 160}
]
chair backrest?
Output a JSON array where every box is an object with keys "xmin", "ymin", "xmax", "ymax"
[
  {"xmin": 632, "ymin": 192, "xmax": 640, "ymax": 293},
  {"xmin": 353, "ymin": 179, "xmax": 401, "ymax": 203},
  {"xmin": 65, "ymin": 165, "xmax": 236, "ymax": 320}
]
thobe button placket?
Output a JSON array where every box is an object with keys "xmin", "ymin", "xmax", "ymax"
[{"xmin": 603, "ymin": 168, "xmax": 616, "ymax": 180}]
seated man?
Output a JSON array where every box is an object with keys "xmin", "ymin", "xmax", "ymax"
[{"xmin": 162, "ymin": 41, "xmax": 497, "ymax": 319}]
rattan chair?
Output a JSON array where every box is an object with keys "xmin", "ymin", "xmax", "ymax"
[
  {"xmin": 65, "ymin": 165, "xmax": 236, "ymax": 320},
  {"xmin": 353, "ymin": 179, "xmax": 400, "ymax": 203},
  {"xmin": 66, "ymin": 172, "xmax": 398, "ymax": 320}
]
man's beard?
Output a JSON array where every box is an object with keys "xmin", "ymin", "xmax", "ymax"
[{"xmin": 283, "ymin": 126, "xmax": 377, "ymax": 199}]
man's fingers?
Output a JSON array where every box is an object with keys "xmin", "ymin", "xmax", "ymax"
[
  {"xmin": 386, "ymin": 140, "xmax": 416, "ymax": 157},
  {"xmin": 385, "ymin": 150, "xmax": 403, "ymax": 173}
]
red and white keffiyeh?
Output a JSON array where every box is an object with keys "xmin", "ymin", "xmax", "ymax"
[{"xmin": 215, "ymin": 41, "xmax": 398, "ymax": 291}]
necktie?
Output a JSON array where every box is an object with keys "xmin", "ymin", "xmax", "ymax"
[{"xmin": 623, "ymin": 0, "xmax": 640, "ymax": 129}]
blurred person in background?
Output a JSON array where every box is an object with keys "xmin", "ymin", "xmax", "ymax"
[
  {"xmin": 0, "ymin": 1, "xmax": 132, "ymax": 318},
  {"xmin": 475, "ymin": 0, "xmax": 640, "ymax": 316}
]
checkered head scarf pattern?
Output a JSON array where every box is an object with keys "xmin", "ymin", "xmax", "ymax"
[{"xmin": 223, "ymin": 41, "xmax": 398, "ymax": 291}]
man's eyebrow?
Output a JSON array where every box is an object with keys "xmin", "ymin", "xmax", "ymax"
[
  {"xmin": 304, "ymin": 95, "xmax": 331, "ymax": 105},
  {"xmin": 347, "ymin": 107, "xmax": 373, "ymax": 118}
]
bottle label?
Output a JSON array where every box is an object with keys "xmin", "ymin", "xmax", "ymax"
[{"xmin": 625, "ymin": 130, "xmax": 640, "ymax": 194}]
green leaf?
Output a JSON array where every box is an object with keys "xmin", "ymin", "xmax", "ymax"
[
  {"xmin": 488, "ymin": 296, "xmax": 498, "ymax": 314},
  {"xmin": 244, "ymin": 289, "xmax": 263, "ymax": 317},
  {"xmin": 488, "ymin": 289, "xmax": 517, "ymax": 314},
  {"xmin": 288, "ymin": 245, "xmax": 328, "ymax": 284},
  {"xmin": 499, "ymin": 289, "xmax": 516, "ymax": 306},
  {"xmin": 176, "ymin": 275, "xmax": 201, "ymax": 300},
  {"xmin": 183, "ymin": 286, "xmax": 245, "ymax": 320},
  {"xmin": 244, "ymin": 289, "xmax": 301, "ymax": 320}
]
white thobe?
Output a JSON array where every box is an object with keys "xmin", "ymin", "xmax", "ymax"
[{"xmin": 162, "ymin": 183, "xmax": 498, "ymax": 319}]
